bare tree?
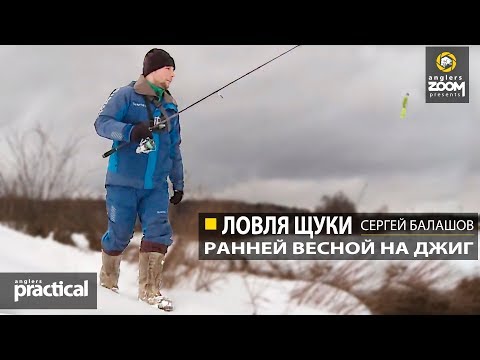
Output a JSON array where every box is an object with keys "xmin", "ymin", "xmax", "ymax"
[
  {"xmin": 315, "ymin": 191, "xmax": 357, "ymax": 213},
  {"xmin": 0, "ymin": 124, "xmax": 85, "ymax": 199}
]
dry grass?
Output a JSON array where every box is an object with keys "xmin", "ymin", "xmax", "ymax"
[
  {"xmin": 158, "ymin": 236, "xmax": 229, "ymax": 291},
  {"xmin": 356, "ymin": 261, "xmax": 480, "ymax": 315},
  {"xmin": 291, "ymin": 282, "xmax": 368, "ymax": 315},
  {"xmin": 285, "ymin": 259, "xmax": 480, "ymax": 315},
  {"xmin": 288, "ymin": 261, "xmax": 372, "ymax": 314},
  {"xmin": 242, "ymin": 274, "xmax": 271, "ymax": 315},
  {"xmin": 0, "ymin": 197, "xmax": 107, "ymax": 248},
  {"xmin": 0, "ymin": 196, "xmax": 311, "ymax": 254},
  {"xmin": 448, "ymin": 277, "xmax": 480, "ymax": 314}
]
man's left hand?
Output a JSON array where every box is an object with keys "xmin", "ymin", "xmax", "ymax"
[{"xmin": 170, "ymin": 190, "xmax": 183, "ymax": 205}]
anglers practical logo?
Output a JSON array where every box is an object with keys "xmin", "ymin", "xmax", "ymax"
[
  {"xmin": 0, "ymin": 273, "xmax": 97, "ymax": 309},
  {"xmin": 426, "ymin": 47, "xmax": 469, "ymax": 103}
]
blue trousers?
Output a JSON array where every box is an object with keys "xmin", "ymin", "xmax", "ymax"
[{"xmin": 101, "ymin": 183, "xmax": 172, "ymax": 255}]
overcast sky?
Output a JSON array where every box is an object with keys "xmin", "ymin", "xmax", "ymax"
[{"xmin": 1, "ymin": 45, "xmax": 480, "ymax": 213}]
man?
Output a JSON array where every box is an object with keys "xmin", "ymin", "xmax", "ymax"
[{"xmin": 94, "ymin": 48, "xmax": 184, "ymax": 311}]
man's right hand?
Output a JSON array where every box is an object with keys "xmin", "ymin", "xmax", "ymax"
[{"xmin": 130, "ymin": 122, "xmax": 153, "ymax": 143}]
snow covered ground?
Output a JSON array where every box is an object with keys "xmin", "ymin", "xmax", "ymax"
[
  {"xmin": 0, "ymin": 225, "xmax": 371, "ymax": 315},
  {"xmin": 2, "ymin": 223, "xmax": 478, "ymax": 315}
]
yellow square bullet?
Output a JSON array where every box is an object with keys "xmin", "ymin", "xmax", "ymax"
[{"xmin": 205, "ymin": 218, "xmax": 217, "ymax": 231}]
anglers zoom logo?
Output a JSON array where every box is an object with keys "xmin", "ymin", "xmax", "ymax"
[
  {"xmin": 436, "ymin": 52, "xmax": 457, "ymax": 72},
  {"xmin": 0, "ymin": 273, "xmax": 97, "ymax": 309},
  {"xmin": 426, "ymin": 47, "xmax": 469, "ymax": 103}
]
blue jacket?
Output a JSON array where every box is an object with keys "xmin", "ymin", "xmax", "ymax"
[{"xmin": 94, "ymin": 75, "xmax": 184, "ymax": 191}]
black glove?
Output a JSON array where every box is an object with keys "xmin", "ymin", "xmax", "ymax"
[
  {"xmin": 170, "ymin": 190, "xmax": 183, "ymax": 205},
  {"xmin": 130, "ymin": 122, "xmax": 152, "ymax": 143}
]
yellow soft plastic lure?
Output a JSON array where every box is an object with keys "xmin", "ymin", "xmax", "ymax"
[{"xmin": 400, "ymin": 93, "xmax": 409, "ymax": 119}]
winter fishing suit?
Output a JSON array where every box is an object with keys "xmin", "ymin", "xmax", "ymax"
[{"xmin": 94, "ymin": 72, "xmax": 183, "ymax": 310}]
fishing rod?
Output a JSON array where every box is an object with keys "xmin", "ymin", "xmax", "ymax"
[{"xmin": 102, "ymin": 45, "xmax": 302, "ymax": 158}]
